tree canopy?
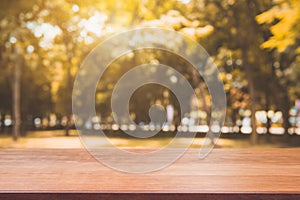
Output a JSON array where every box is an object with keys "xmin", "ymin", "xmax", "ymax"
[{"xmin": 0, "ymin": 0, "xmax": 299, "ymax": 143}]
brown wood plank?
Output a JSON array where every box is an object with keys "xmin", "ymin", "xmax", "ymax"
[{"xmin": 0, "ymin": 148, "xmax": 299, "ymax": 198}]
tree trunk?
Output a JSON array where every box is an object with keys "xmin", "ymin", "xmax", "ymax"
[
  {"xmin": 65, "ymin": 51, "xmax": 73, "ymax": 137},
  {"xmin": 237, "ymin": 1, "xmax": 258, "ymax": 145},
  {"xmin": 281, "ymin": 92, "xmax": 291, "ymax": 142},
  {"xmin": 12, "ymin": 46, "xmax": 21, "ymax": 141},
  {"xmin": 265, "ymin": 75, "xmax": 271, "ymax": 143},
  {"xmin": 65, "ymin": 119, "xmax": 70, "ymax": 136},
  {"xmin": 242, "ymin": 49, "xmax": 257, "ymax": 145}
]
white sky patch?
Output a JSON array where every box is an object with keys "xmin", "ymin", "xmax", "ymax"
[
  {"xmin": 72, "ymin": 4, "xmax": 80, "ymax": 13},
  {"xmin": 178, "ymin": 0, "xmax": 191, "ymax": 4},
  {"xmin": 26, "ymin": 11, "xmax": 108, "ymax": 48},
  {"xmin": 26, "ymin": 45, "xmax": 35, "ymax": 53},
  {"xmin": 27, "ymin": 21, "xmax": 62, "ymax": 49},
  {"xmin": 78, "ymin": 11, "xmax": 107, "ymax": 37},
  {"xmin": 9, "ymin": 36, "xmax": 17, "ymax": 44}
]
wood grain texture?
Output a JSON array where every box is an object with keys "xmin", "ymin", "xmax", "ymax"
[{"xmin": 0, "ymin": 148, "xmax": 299, "ymax": 198}]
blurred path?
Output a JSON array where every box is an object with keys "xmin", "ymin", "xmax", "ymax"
[{"xmin": 0, "ymin": 130, "xmax": 290, "ymax": 149}]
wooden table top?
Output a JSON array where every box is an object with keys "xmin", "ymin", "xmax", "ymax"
[{"xmin": 0, "ymin": 148, "xmax": 300, "ymax": 199}]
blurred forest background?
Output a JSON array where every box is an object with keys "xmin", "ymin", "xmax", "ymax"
[{"xmin": 1, "ymin": 0, "xmax": 300, "ymax": 146}]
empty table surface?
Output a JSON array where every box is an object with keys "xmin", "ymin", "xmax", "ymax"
[{"xmin": 0, "ymin": 148, "xmax": 299, "ymax": 199}]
